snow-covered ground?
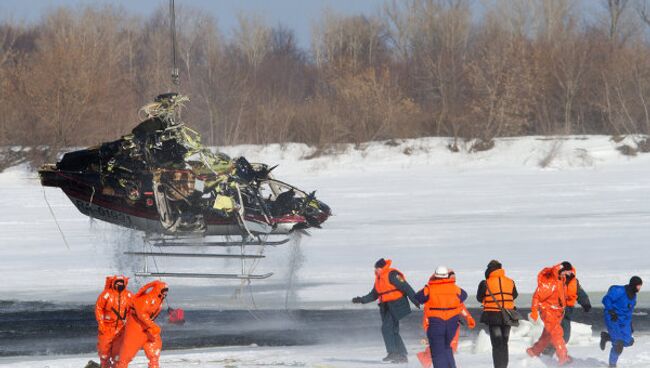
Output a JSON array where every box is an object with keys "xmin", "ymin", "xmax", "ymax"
[
  {"xmin": 2, "ymin": 135, "xmax": 650, "ymax": 367},
  {"xmin": 2, "ymin": 320, "xmax": 650, "ymax": 367},
  {"xmin": 1, "ymin": 135, "xmax": 648, "ymax": 307}
]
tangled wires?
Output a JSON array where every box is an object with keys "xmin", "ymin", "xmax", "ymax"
[{"xmin": 138, "ymin": 93, "xmax": 190, "ymax": 124}]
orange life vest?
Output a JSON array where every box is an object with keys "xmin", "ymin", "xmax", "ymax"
[
  {"xmin": 374, "ymin": 260, "xmax": 405, "ymax": 303},
  {"xmin": 565, "ymin": 267, "xmax": 579, "ymax": 307},
  {"xmin": 423, "ymin": 278, "xmax": 462, "ymax": 320},
  {"xmin": 482, "ymin": 269, "xmax": 516, "ymax": 312},
  {"xmin": 422, "ymin": 302, "xmax": 471, "ymax": 331}
]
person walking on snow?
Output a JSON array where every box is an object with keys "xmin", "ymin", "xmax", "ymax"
[
  {"xmin": 415, "ymin": 266, "xmax": 468, "ymax": 368},
  {"xmin": 115, "ymin": 280, "xmax": 168, "ymax": 368},
  {"xmin": 95, "ymin": 275, "xmax": 133, "ymax": 368},
  {"xmin": 417, "ymin": 269, "xmax": 475, "ymax": 368},
  {"xmin": 526, "ymin": 263, "xmax": 573, "ymax": 365},
  {"xmin": 352, "ymin": 258, "xmax": 420, "ymax": 363},
  {"xmin": 600, "ymin": 276, "xmax": 643, "ymax": 368},
  {"xmin": 476, "ymin": 260, "xmax": 518, "ymax": 368},
  {"xmin": 544, "ymin": 261, "xmax": 591, "ymax": 356},
  {"xmin": 560, "ymin": 262, "xmax": 591, "ymax": 342}
]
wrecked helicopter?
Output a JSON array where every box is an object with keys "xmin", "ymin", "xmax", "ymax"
[{"xmin": 38, "ymin": 93, "xmax": 331, "ymax": 280}]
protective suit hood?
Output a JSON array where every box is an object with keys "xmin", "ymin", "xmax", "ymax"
[
  {"xmin": 112, "ymin": 275, "xmax": 129, "ymax": 292},
  {"xmin": 104, "ymin": 275, "xmax": 129, "ymax": 291},
  {"xmin": 135, "ymin": 280, "xmax": 169, "ymax": 300}
]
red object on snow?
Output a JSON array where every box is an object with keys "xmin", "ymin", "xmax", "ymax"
[
  {"xmin": 417, "ymin": 347, "xmax": 432, "ymax": 368},
  {"xmin": 168, "ymin": 308, "xmax": 185, "ymax": 324}
]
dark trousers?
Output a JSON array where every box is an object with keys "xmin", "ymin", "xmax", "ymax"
[
  {"xmin": 427, "ymin": 316, "xmax": 459, "ymax": 368},
  {"xmin": 381, "ymin": 310, "xmax": 407, "ymax": 356},
  {"xmin": 488, "ymin": 324, "xmax": 511, "ymax": 368}
]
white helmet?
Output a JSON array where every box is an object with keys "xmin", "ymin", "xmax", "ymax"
[{"xmin": 434, "ymin": 266, "xmax": 449, "ymax": 278}]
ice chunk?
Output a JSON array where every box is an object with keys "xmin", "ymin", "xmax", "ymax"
[{"xmin": 568, "ymin": 321, "xmax": 596, "ymax": 346}]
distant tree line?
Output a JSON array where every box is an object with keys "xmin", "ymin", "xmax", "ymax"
[{"xmin": 2, "ymin": 0, "xmax": 650, "ymax": 160}]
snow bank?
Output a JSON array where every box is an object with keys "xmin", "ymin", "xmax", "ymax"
[{"xmin": 217, "ymin": 135, "xmax": 647, "ymax": 174}]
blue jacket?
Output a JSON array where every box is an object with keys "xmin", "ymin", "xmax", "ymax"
[{"xmin": 602, "ymin": 285, "xmax": 636, "ymax": 324}]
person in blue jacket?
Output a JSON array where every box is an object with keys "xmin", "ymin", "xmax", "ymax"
[{"xmin": 600, "ymin": 276, "xmax": 643, "ymax": 367}]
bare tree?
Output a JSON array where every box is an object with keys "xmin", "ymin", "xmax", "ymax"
[
  {"xmin": 394, "ymin": 0, "xmax": 472, "ymax": 140},
  {"xmin": 233, "ymin": 13, "xmax": 271, "ymax": 73},
  {"xmin": 607, "ymin": 0, "xmax": 631, "ymax": 40},
  {"xmin": 467, "ymin": 11, "xmax": 533, "ymax": 140},
  {"xmin": 312, "ymin": 11, "xmax": 389, "ymax": 72},
  {"xmin": 1, "ymin": 0, "xmax": 650, "ymax": 161},
  {"xmin": 0, "ymin": 22, "xmax": 22, "ymax": 145}
]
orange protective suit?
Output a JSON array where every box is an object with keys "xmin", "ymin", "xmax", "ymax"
[
  {"xmin": 95, "ymin": 275, "xmax": 133, "ymax": 368},
  {"xmin": 527, "ymin": 264, "xmax": 570, "ymax": 365},
  {"xmin": 452, "ymin": 305, "xmax": 475, "ymax": 352},
  {"xmin": 115, "ymin": 281, "xmax": 168, "ymax": 368}
]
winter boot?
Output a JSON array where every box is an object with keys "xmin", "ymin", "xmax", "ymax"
[
  {"xmin": 382, "ymin": 353, "xmax": 397, "ymax": 362},
  {"xmin": 85, "ymin": 361, "xmax": 101, "ymax": 368},
  {"xmin": 526, "ymin": 347, "xmax": 538, "ymax": 357},
  {"xmin": 555, "ymin": 344, "xmax": 571, "ymax": 366},
  {"xmin": 557, "ymin": 355, "xmax": 573, "ymax": 366},
  {"xmin": 600, "ymin": 331, "xmax": 610, "ymax": 351},
  {"xmin": 390, "ymin": 354, "xmax": 408, "ymax": 363}
]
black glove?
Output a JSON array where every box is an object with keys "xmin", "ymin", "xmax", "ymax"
[
  {"xmin": 608, "ymin": 309, "xmax": 618, "ymax": 322},
  {"xmin": 583, "ymin": 304, "xmax": 592, "ymax": 313},
  {"xmin": 352, "ymin": 297, "xmax": 362, "ymax": 304}
]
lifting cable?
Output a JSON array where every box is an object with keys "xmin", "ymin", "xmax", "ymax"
[
  {"xmin": 42, "ymin": 189, "xmax": 71, "ymax": 250},
  {"xmin": 169, "ymin": 0, "xmax": 180, "ymax": 86}
]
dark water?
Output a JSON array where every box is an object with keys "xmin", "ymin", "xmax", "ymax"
[{"xmin": 0, "ymin": 300, "xmax": 648, "ymax": 357}]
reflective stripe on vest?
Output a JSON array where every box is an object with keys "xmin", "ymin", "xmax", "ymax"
[
  {"xmin": 482, "ymin": 271, "xmax": 515, "ymax": 312},
  {"xmin": 424, "ymin": 279, "xmax": 462, "ymax": 321},
  {"xmin": 374, "ymin": 268, "xmax": 405, "ymax": 303}
]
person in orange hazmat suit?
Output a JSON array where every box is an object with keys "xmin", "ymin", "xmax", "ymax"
[
  {"xmin": 95, "ymin": 275, "xmax": 133, "ymax": 368},
  {"xmin": 526, "ymin": 263, "xmax": 573, "ymax": 366},
  {"xmin": 115, "ymin": 280, "xmax": 168, "ymax": 368}
]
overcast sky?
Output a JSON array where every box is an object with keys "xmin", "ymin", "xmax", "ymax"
[{"xmin": 0, "ymin": 0, "xmax": 384, "ymax": 48}]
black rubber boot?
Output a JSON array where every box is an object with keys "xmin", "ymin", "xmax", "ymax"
[
  {"xmin": 84, "ymin": 361, "xmax": 101, "ymax": 368},
  {"xmin": 390, "ymin": 354, "xmax": 408, "ymax": 363},
  {"xmin": 600, "ymin": 331, "xmax": 610, "ymax": 351}
]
